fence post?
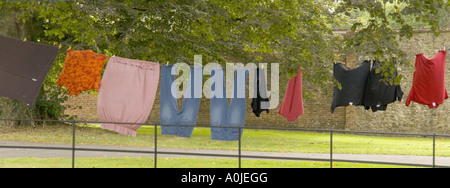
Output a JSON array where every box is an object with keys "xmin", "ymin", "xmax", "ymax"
[
  {"xmin": 72, "ymin": 120, "xmax": 76, "ymax": 168},
  {"xmin": 238, "ymin": 126, "xmax": 242, "ymax": 169},
  {"xmin": 433, "ymin": 133, "xmax": 436, "ymax": 168},
  {"xmin": 154, "ymin": 124, "xmax": 158, "ymax": 168},
  {"xmin": 330, "ymin": 128, "xmax": 333, "ymax": 169}
]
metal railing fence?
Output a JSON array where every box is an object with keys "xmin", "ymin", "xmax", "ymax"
[{"xmin": 0, "ymin": 118, "xmax": 449, "ymax": 168}]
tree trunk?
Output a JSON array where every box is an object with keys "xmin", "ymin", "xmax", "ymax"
[{"xmin": 0, "ymin": 8, "xmax": 33, "ymax": 39}]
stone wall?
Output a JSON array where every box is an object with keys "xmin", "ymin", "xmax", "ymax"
[{"xmin": 64, "ymin": 29, "xmax": 450, "ymax": 134}]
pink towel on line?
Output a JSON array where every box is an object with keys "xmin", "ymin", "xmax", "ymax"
[{"xmin": 97, "ymin": 56, "xmax": 160, "ymax": 137}]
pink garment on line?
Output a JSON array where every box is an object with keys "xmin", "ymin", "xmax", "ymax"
[
  {"xmin": 97, "ymin": 56, "xmax": 160, "ymax": 137},
  {"xmin": 278, "ymin": 70, "xmax": 304, "ymax": 122}
]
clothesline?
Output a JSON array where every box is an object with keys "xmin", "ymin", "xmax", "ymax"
[
  {"xmin": 0, "ymin": 35, "xmax": 278, "ymax": 141},
  {"xmin": 332, "ymin": 50, "xmax": 448, "ymax": 113},
  {"xmin": 0, "ymin": 34, "xmax": 449, "ymax": 140}
]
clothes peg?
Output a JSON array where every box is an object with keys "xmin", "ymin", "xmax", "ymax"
[
  {"xmin": 58, "ymin": 44, "xmax": 62, "ymax": 49},
  {"xmin": 166, "ymin": 61, "xmax": 169, "ymax": 66},
  {"xmin": 23, "ymin": 38, "xmax": 27, "ymax": 42}
]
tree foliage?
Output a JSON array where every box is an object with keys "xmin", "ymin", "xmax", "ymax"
[
  {"xmin": 335, "ymin": 0, "xmax": 449, "ymax": 84},
  {"xmin": 0, "ymin": 0, "xmax": 448, "ymax": 120}
]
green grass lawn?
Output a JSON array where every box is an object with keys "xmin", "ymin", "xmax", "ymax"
[
  {"xmin": 1, "ymin": 124, "xmax": 449, "ymax": 156},
  {"xmin": 0, "ymin": 124, "xmax": 447, "ymax": 168},
  {"xmin": 0, "ymin": 157, "xmax": 416, "ymax": 168}
]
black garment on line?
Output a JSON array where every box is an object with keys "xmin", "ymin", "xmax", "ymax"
[
  {"xmin": 330, "ymin": 61, "xmax": 370, "ymax": 113},
  {"xmin": 363, "ymin": 60, "xmax": 403, "ymax": 112},
  {"xmin": 0, "ymin": 35, "xmax": 59, "ymax": 105},
  {"xmin": 251, "ymin": 68, "xmax": 270, "ymax": 117}
]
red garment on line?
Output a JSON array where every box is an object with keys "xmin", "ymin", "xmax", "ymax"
[
  {"xmin": 406, "ymin": 50, "xmax": 448, "ymax": 109},
  {"xmin": 279, "ymin": 70, "xmax": 304, "ymax": 122}
]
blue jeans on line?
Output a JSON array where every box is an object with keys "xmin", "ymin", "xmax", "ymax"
[
  {"xmin": 159, "ymin": 65, "xmax": 202, "ymax": 138},
  {"xmin": 209, "ymin": 68, "xmax": 248, "ymax": 141}
]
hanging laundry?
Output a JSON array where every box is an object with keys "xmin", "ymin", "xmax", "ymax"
[
  {"xmin": 330, "ymin": 61, "xmax": 370, "ymax": 113},
  {"xmin": 209, "ymin": 67, "xmax": 248, "ymax": 141},
  {"xmin": 251, "ymin": 68, "xmax": 270, "ymax": 117},
  {"xmin": 364, "ymin": 60, "xmax": 403, "ymax": 112},
  {"xmin": 278, "ymin": 69, "xmax": 304, "ymax": 121},
  {"xmin": 406, "ymin": 50, "xmax": 448, "ymax": 109},
  {"xmin": 160, "ymin": 64, "xmax": 202, "ymax": 138},
  {"xmin": 97, "ymin": 56, "xmax": 160, "ymax": 137},
  {"xmin": 57, "ymin": 49, "xmax": 109, "ymax": 95},
  {"xmin": 0, "ymin": 35, "xmax": 59, "ymax": 105}
]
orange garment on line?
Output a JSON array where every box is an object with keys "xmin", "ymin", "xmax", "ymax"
[{"xmin": 57, "ymin": 49, "xmax": 109, "ymax": 95}]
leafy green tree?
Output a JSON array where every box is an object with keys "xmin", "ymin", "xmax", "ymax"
[
  {"xmin": 335, "ymin": 0, "xmax": 449, "ymax": 84},
  {"xmin": 0, "ymin": 0, "xmax": 448, "ymax": 121}
]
